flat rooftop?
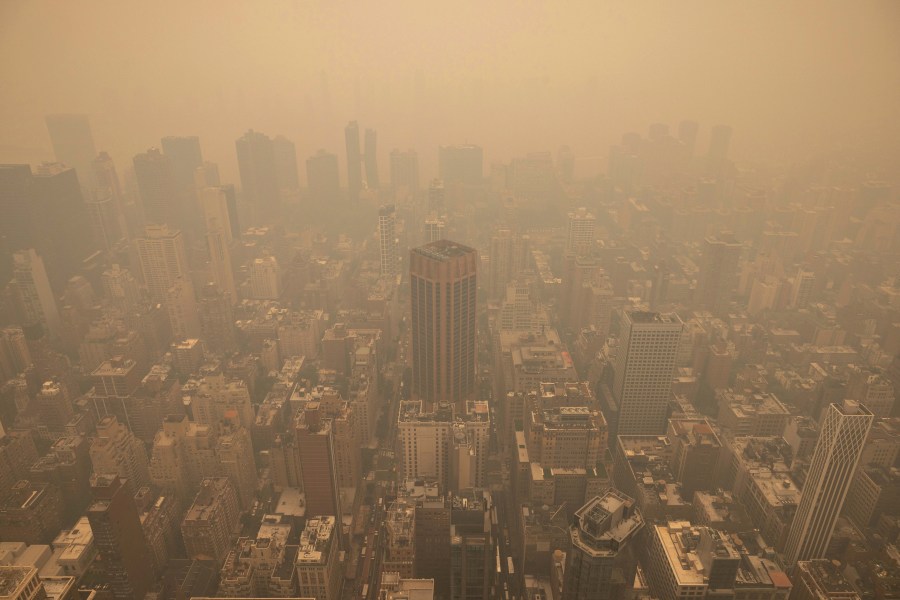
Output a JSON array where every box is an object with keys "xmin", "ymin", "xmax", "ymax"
[{"xmin": 411, "ymin": 240, "xmax": 475, "ymax": 261}]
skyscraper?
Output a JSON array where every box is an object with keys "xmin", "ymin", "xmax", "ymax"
[
  {"xmin": 390, "ymin": 149, "xmax": 419, "ymax": 198},
  {"xmin": 613, "ymin": 311, "xmax": 683, "ymax": 435},
  {"xmin": 273, "ymin": 135, "xmax": 300, "ymax": 193},
  {"xmin": 306, "ymin": 150, "xmax": 341, "ymax": 204},
  {"xmin": 86, "ymin": 474, "xmax": 155, "ymax": 600},
  {"xmin": 345, "ymin": 121, "xmax": 362, "ymax": 201},
  {"xmin": 133, "ymin": 148, "xmax": 180, "ymax": 227},
  {"xmin": 678, "ymin": 120, "xmax": 699, "ymax": 157},
  {"xmin": 201, "ymin": 187, "xmax": 237, "ymax": 300},
  {"xmin": 31, "ymin": 163, "xmax": 96, "ymax": 288},
  {"xmin": 235, "ymin": 130, "xmax": 279, "ymax": 219},
  {"xmin": 0, "ymin": 165, "xmax": 35, "ymax": 254},
  {"xmin": 135, "ymin": 224, "xmax": 190, "ymax": 302},
  {"xmin": 378, "ymin": 204, "xmax": 399, "ymax": 277},
  {"xmin": 697, "ymin": 234, "xmax": 742, "ymax": 316},
  {"xmin": 92, "ymin": 152, "xmax": 130, "ymax": 240},
  {"xmin": 410, "ymin": 240, "xmax": 477, "ymax": 409},
  {"xmin": 161, "ymin": 136, "xmax": 203, "ymax": 192},
  {"xmin": 11, "ymin": 250, "xmax": 61, "ymax": 338},
  {"xmin": 566, "ymin": 208, "xmax": 596, "ymax": 256},
  {"xmin": 295, "ymin": 404, "xmax": 341, "ymax": 519},
  {"xmin": 249, "ymin": 256, "xmax": 280, "ymax": 300},
  {"xmin": 364, "ymin": 128, "xmax": 379, "ymax": 190},
  {"xmin": 563, "ymin": 491, "xmax": 644, "ymax": 600},
  {"xmin": 45, "ymin": 114, "xmax": 97, "ymax": 190},
  {"xmin": 707, "ymin": 124, "xmax": 733, "ymax": 172},
  {"xmin": 438, "ymin": 145, "xmax": 483, "ymax": 186},
  {"xmin": 783, "ymin": 400, "xmax": 874, "ymax": 564}
]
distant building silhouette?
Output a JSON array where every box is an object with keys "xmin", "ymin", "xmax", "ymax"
[
  {"xmin": 345, "ymin": 121, "xmax": 362, "ymax": 201},
  {"xmin": 45, "ymin": 113, "xmax": 97, "ymax": 190}
]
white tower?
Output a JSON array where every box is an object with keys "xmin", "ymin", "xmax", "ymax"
[
  {"xmin": 613, "ymin": 310, "xmax": 683, "ymax": 435},
  {"xmin": 783, "ymin": 400, "xmax": 874, "ymax": 564}
]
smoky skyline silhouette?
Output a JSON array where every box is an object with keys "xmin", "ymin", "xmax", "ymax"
[{"xmin": 2, "ymin": 0, "xmax": 899, "ymax": 183}]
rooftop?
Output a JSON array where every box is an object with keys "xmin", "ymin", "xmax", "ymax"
[
  {"xmin": 0, "ymin": 566, "xmax": 36, "ymax": 597},
  {"xmin": 411, "ymin": 240, "xmax": 476, "ymax": 261}
]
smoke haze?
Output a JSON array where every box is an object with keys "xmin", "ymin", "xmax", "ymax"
[{"xmin": 2, "ymin": 0, "xmax": 900, "ymax": 180}]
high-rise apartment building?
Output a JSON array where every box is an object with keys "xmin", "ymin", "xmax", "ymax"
[
  {"xmin": 427, "ymin": 179, "xmax": 445, "ymax": 215},
  {"xmin": 424, "ymin": 216, "xmax": 446, "ymax": 244},
  {"xmin": 645, "ymin": 522, "xmax": 743, "ymax": 600},
  {"xmin": 198, "ymin": 283, "xmax": 238, "ymax": 354},
  {"xmin": 410, "ymin": 240, "xmax": 477, "ymax": 409},
  {"xmin": 86, "ymin": 475, "xmax": 155, "ymax": 600},
  {"xmin": 613, "ymin": 311, "xmax": 683, "ymax": 436},
  {"xmin": 488, "ymin": 229, "xmax": 530, "ymax": 300},
  {"xmin": 166, "ymin": 278, "xmax": 201, "ymax": 339},
  {"xmin": 379, "ymin": 204, "xmax": 399, "ymax": 277},
  {"xmin": 399, "ymin": 401, "xmax": 454, "ymax": 488},
  {"xmin": 783, "ymin": 400, "xmax": 874, "ymax": 564},
  {"xmin": 697, "ymin": 234, "xmax": 742, "ymax": 316},
  {"xmin": 45, "ymin": 113, "xmax": 97, "ymax": 190},
  {"xmin": 89, "ymin": 416, "xmax": 151, "ymax": 495},
  {"xmin": 563, "ymin": 491, "xmax": 644, "ymax": 600},
  {"xmin": 249, "ymin": 255, "xmax": 280, "ymax": 300},
  {"xmin": 135, "ymin": 224, "xmax": 190, "ymax": 302},
  {"xmin": 345, "ymin": 121, "xmax": 363, "ymax": 201},
  {"xmin": 296, "ymin": 516, "xmax": 342, "ymax": 600},
  {"xmin": 566, "ymin": 208, "xmax": 596, "ymax": 256},
  {"xmin": 181, "ymin": 477, "xmax": 241, "ymax": 563}
]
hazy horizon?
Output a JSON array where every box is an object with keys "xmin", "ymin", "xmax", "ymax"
[{"xmin": 3, "ymin": 0, "xmax": 900, "ymax": 183}]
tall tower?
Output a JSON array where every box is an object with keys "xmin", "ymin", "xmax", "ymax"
[
  {"xmin": 135, "ymin": 225, "xmax": 190, "ymax": 302},
  {"xmin": 160, "ymin": 136, "xmax": 203, "ymax": 192},
  {"xmin": 201, "ymin": 187, "xmax": 236, "ymax": 301},
  {"xmin": 306, "ymin": 150, "xmax": 341, "ymax": 204},
  {"xmin": 133, "ymin": 148, "xmax": 180, "ymax": 227},
  {"xmin": 409, "ymin": 240, "xmax": 477, "ymax": 409},
  {"xmin": 378, "ymin": 204, "xmax": 398, "ymax": 277},
  {"xmin": 0, "ymin": 165, "xmax": 35, "ymax": 254},
  {"xmin": 11, "ymin": 250, "xmax": 61, "ymax": 338},
  {"xmin": 364, "ymin": 128, "xmax": 379, "ymax": 190},
  {"xmin": 45, "ymin": 114, "xmax": 97, "ymax": 190},
  {"xmin": 697, "ymin": 234, "xmax": 742, "ymax": 316},
  {"xmin": 86, "ymin": 474, "xmax": 155, "ymax": 600},
  {"xmin": 783, "ymin": 400, "xmax": 874, "ymax": 564},
  {"xmin": 613, "ymin": 311, "xmax": 683, "ymax": 436},
  {"xmin": 295, "ymin": 403, "xmax": 341, "ymax": 519},
  {"xmin": 93, "ymin": 152, "xmax": 130, "ymax": 240},
  {"xmin": 235, "ymin": 130, "xmax": 279, "ymax": 219},
  {"xmin": 31, "ymin": 163, "xmax": 96, "ymax": 288},
  {"xmin": 438, "ymin": 145, "xmax": 483, "ymax": 186},
  {"xmin": 273, "ymin": 135, "xmax": 300, "ymax": 193},
  {"xmin": 390, "ymin": 149, "xmax": 419, "ymax": 199},
  {"xmin": 566, "ymin": 208, "xmax": 596, "ymax": 256},
  {"xmin": 345, "ymin": 121, "xmax": 362, "ymax": 201},
  {"xmin": 564, "ymin": 491, "xmax": 644, "ymax": 600}
]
